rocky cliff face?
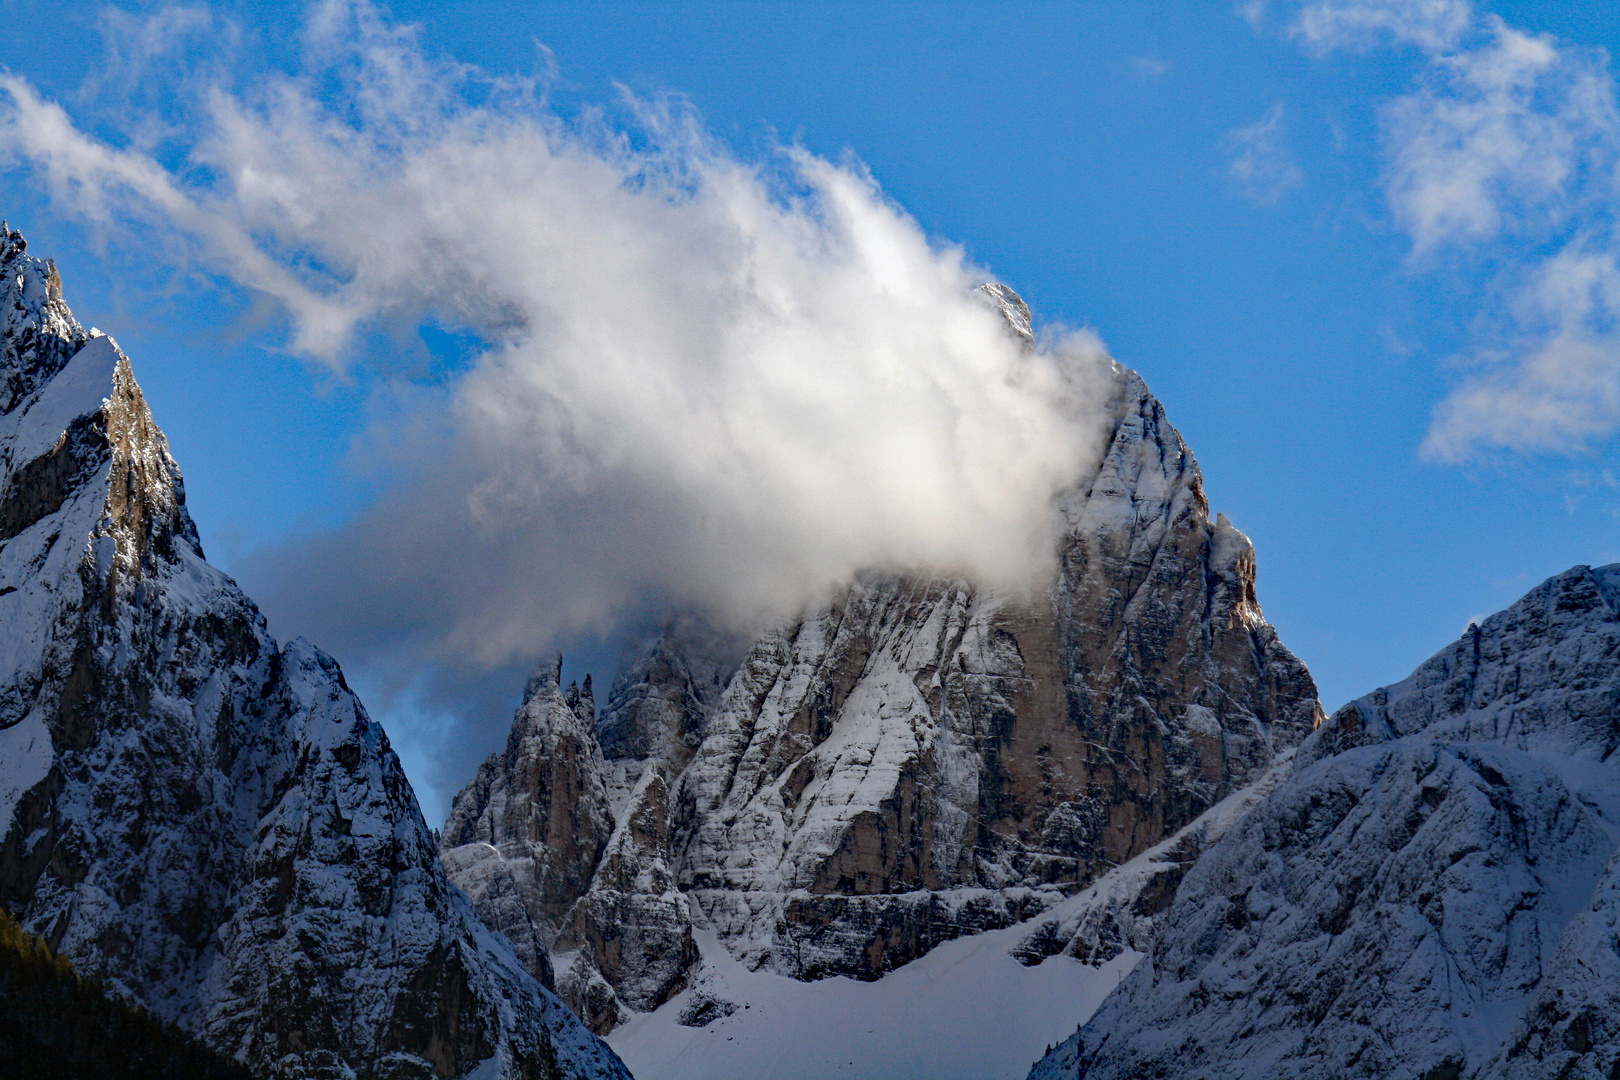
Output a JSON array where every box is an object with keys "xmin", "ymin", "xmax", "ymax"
[
  {"xmin": 0, "ymin": 226, "xmax": 629, "ymax": 1080},
  {"xmin": 443, "ymin": 286, "xmax": 1323, "ymax": 1033},
  {"xmin": 442, "ymin": 662, "xmax": 617, "ymax": 995},
  {"xmin": 1036, "ymin": 563, "xmax": 1620, "ymax": 1080}
]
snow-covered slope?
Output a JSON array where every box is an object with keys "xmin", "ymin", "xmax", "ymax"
[
  {"xmin": 605, "ymin": 922, "xmax": 1135, "ymax": 1080},
  {"xmin": 1036, "ymin": 563, "xmax": 1620, "ymax": 1080},
  {"xmin": 444, "ymin": 286, "xmax": 1324, "ymax": 1033},
  {"xmin": 0, "ymin": 226, "xmax": 629, "ymax": 1080}
]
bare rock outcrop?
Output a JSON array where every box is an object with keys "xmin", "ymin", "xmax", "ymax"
[
  {"xmin": 1487, "ymin": 847, "xmax": 1620, "ymax": 1080},
  {"xmin": 441, "ymin": 662, "xmax": 616, "ymax": 994},
  {"xmin": 554, "ymin": 768, "xmax": 698, "ymax": 1017}
]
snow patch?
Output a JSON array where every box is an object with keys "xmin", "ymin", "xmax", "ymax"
[
  {"xmin": 607, "ymin": 921, "xmax": 1136, "ymax": 1080},
  {"xmin": 4, "ymin": 335, "xmax": 119, "ymax": 464},
  {"xmin": 0, "ymin": 706, "xmax": 51, "ymax": 837},
  {"xmin": 1182, "ymin": 704, "xmax": 1221, "ymax": 739}
]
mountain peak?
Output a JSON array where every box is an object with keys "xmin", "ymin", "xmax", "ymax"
[
  {"xmin": 1043, "ymin": 558, "xmax": 1620, "ymax": 1080},
  {"xmin": 0, "ymin": 224, "xmax": 88, "ymax": 414},
  {"xmin": 444, "ymin": 295, "xmax": 1323, "ymax": 1038},
  {"xmin": 976, "ymin": 282, "xmax": 1034, "ymax": 344}
]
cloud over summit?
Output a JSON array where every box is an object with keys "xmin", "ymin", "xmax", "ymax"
[{"xmin": 0, "ymin": 0, "xmax": 1120, "ymax": 670}]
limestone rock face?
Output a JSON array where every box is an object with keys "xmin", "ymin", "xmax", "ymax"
[
  {"xmin": 442, "ymin": 663, "xmax": 616, "ymax": 985},
  {"xmin": 1008, "ymin": 746, "xmax": 1299, "ymax": 971},
  {"xmin": 443, "ymin": 287, "xmax": 1322, "ymax": 1033},
  {"xmin": 0, "ymin": 227, "xmax": 628, "ymax": 1080},
  {"xmin": 1038, "ymin": 563, "xmax": 1620, "ymax": 1080},
  {"xmin": 554, "ymin": 768, "xmax": 697, "ymax": 1016},
  {"xmin": 595, "ymin": 619, "xmax": 741, "ymax": 818},
  {"xmin": 449, "ymin": 625, "xmax": 737, "ymax": 1033}
]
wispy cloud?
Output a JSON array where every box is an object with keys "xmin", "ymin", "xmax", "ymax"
[
  {"xmin": 87, "ymin": 5, "xmax": 217, "ymax": 92},
  {"xmin": 1382, "ymin": 20, "xmax": 1618, "ymax": 257},
  {"xmin": 1236, "ymin": 1, "xmax": 1268, "ymax": 32},
  {"xmin": 1267, "ymin": 0, "xmax": 1620, "ymax": 460},
  {"xmin": 1228, "ymin": 102, "xmax": 1305, "ymax": 205},
  {"xmin": 1425, "ymin": 240, "xmax": 1620, "ymax": 458},
  {"xmin": 0, "ymin": 0, "xmax": 1121, "ymax": 672},
  {"xmin": 1291, "ymin": 0, "xmax": 1472, "ymax": 54}
]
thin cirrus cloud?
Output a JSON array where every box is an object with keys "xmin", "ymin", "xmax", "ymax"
[
  {"xmin": 1227, "ymin": 102, "xmax": 1306, "ymax": 205},
  {"xmin": 0, "ymin": 0, "xmax": 1122, "ymax": 673},
  {"xmin": 1275, "ymin": 0, "xmax": 1620, "ymax": 460}
]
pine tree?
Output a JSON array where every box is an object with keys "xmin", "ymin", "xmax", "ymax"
[{"xmin": 0, "ymin": 905, "xmax": 261, "ymax": 1080}]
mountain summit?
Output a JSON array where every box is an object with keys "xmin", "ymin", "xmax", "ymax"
[{"xmin": 442, "ymin": 286, "xmax": 1325, "ymax": 1033}]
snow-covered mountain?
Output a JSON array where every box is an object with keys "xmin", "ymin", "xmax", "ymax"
[
  {"xmin": 20, "ymin": 210, "xmax": 1616, "ymax": 1080},
  {"xmin": 0, "ymin": 225, "xmax": 629, "ymax": 1080},
  {"xmin": 442, "ymin": 286, "xmax": 1325, "ymax": 1035},
  {"xmin": 1034, "ymin": 562, "xmax": 1620, "ymax": 1080}
]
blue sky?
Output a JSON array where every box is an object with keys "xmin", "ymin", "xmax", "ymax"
[{"xmin": 4, "ymin": 0, "xmax": 1619, "ymax": 822}]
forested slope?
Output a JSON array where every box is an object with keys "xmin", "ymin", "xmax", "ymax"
[{"xmin": 0, "ymin": 906, "xmax": 258, "ymax": 1080}]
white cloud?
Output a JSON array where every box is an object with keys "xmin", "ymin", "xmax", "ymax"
[
  {"xmin": 1236, "ymin": 2, "xmax": 1269, "ymax": 33},
  {"xmin": 1383, "ymin": 21, "xmax": 1618, "ymax": 255},
  {"xmin": 0, "ymin": 0, "xmax": 1121, "ymax": 668},
  {"xmin": 1267, "ymin": 2, "xmax": 1620, "ymax": 459},
  {"xmin": 1387, "ymin": 21, "xmax": 1620, "ymax": 458},
  {"xmin": 1424, "ymin": 240, "xmax": 1620, "ymax": 459},
  {"xmin": 88, "ymin": 5, "xmax": 217, "ymax": 91},
  {"xmin": 1228, "ymin": 102, "xmax": 1305, "ymax": 204}
]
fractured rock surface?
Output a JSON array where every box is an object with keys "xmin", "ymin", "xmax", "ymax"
[{"xmin": 442, "ymin": 662, "xmax": 617, "ymax": 992}]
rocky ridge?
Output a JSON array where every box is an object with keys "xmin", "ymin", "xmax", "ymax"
[
  {"xmin": 443, "ymin": 286, "xmax": 1324, "ymax": 1033},
  {"xmin": 1034, "ymin": 563, "xmax": 1620, "ymax": 1080},
  {"xmin": 0, "ymin": 226, "xmax": 629, "ymax": 1080}
]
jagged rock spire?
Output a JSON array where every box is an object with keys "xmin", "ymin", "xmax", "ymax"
[
  {"xmin": 0, "ymin": 223, "xmax": 88, "ymax": 413},
  {"xmin": 442, "ymin": 655, "xmax": 617, "ymax": 999}
]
